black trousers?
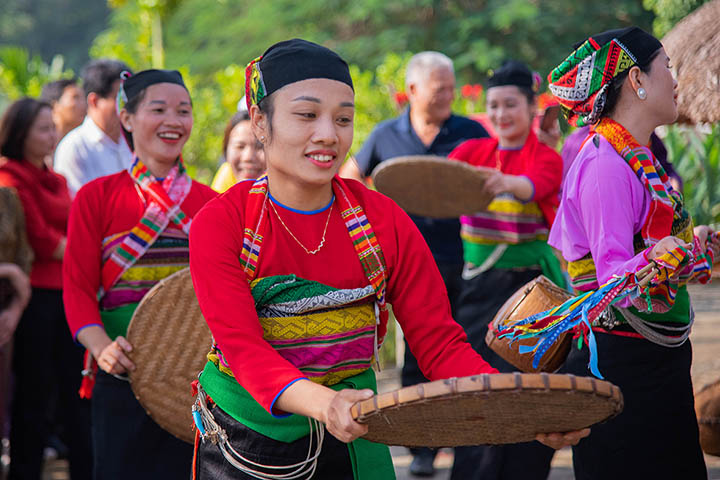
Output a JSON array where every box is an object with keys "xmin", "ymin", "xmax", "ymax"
[
  {"xmin": 451, "ymin": 268, "xmax": 554, "ymax": 480},
  {"xmin": 9, "ymin": 288, "xmax": 92, "ymax": 480},
  {"xmin": 92, "ymin": 371, "xmax": 193, "ymax": 479},
  {"xmin": 559, "ymin": 332, "xmax": 707, "ymax": 479},
  {"xmin": 194, "ymin": 404, "xmax": 353, "ymax": 479}
]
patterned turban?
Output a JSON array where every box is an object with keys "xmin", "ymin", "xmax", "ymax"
[{"xmin": 548, "ymin": 27, "xmax": 662, "ymax": 127}]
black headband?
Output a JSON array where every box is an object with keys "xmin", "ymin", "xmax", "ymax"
[
  {"xmin": 487, "ymin": 60, "xmax": 538, "ymax": 91},
  {"xmin": 246, "ymin": 38, "xmax": 353, "ymax": 110}
]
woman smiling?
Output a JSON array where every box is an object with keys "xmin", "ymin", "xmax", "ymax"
[
  {"xmin": 63, "ymin": 69, "xmax": 216, "ymax": 478},
  {"xmin": 188, "ymin": 39, "xmax": 585, "ymax": 480}
]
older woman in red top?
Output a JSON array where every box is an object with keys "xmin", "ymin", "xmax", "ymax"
[{"xmin": 0, "ymin": 98, "xmax": 91, "ymax": 479}]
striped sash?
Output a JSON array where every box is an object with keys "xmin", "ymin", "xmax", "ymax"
[{"xmin": 100, "ymin": 156, "xmax": 192, "ymax": 295}]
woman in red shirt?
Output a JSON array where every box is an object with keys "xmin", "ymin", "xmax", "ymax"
[
  {"xmin": 188, "ymin": 40, "xmax": 584, "ymax": 479},
  {"xmin": 63, "ymin": 69, "xmax": 216, "ymax": 479},
  {"xmin": 447, "ymin": 61, "xmax": 564, "ymax": 480},
  {"xmin": 0, "ymin": 98, "xmax": 91, "ymax": 479}
]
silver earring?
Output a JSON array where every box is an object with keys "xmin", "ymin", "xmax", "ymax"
[
  {"xmin": 260, "ymin": 136, "xmax": 265, "ymax": 143},
  {"xmin": 637, "ymin": 88, "xmax": 647, "ymax": 100}
]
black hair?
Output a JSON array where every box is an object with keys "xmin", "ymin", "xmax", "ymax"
[
  {"xmin": 257, "ymin": 94, "xmax": 275, "ymax": 141},
  {"xmin": 0, "ymin": 98, "xmax": 52, "ymax": 160},
  {"xmin": 81, "ymin": 59, "xmax": 131, "ymax": 98},
  {"xmin": 222, "ymin": 111, "xmax": 252, "ymax": 156},
  {"xmin": 601, "ymin": 49, "xmax": 661, "ymax": 118},
  {"xmin": 40, "ymin": 78, "xmax": 80, "ymax": 105}
]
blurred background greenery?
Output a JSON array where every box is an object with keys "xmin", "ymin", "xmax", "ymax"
[{"xmin": 0, "ymin": 0, "xmax": 717, "ymax": 226}]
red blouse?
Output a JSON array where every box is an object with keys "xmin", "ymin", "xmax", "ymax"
[
  {"xmin": 0, "ymin": 159, "xmax": 71, "ymax": 289},
  {"xmin": 189, "ymin": 178, "xmax": 497, "ymax": 414},
  {"xmin": 63, "ymin": 171, "xmax": 217, "ymax": 338},
  {"xmin": 449, "ymin": 131, "xmax": 563, "ymax": 225}
]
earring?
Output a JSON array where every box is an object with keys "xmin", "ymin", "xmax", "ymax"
[
  {"xmin": 637, "ymin": 88, "xmax": 647, "ymax": 100},
  {"xmin": 260, "ymin": 136, "xmax": 265, "ymax": 143}
]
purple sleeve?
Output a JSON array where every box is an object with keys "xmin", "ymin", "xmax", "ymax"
[{"xmin": 575, "ymin": 143, "xmax": 652, "ymax": 305}]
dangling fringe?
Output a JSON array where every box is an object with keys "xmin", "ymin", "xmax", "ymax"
[{"xmin": 497, "ymin": 267, "xmax": 651, "ymax": 379}]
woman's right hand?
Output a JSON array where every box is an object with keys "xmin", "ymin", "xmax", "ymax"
[
  {"xmin": 323, "ymin": 388, "xmax": 374, "ymax": 443},
  {"xmin": 648, "ymin": 236, "xmax": 691, "ymax": 260},
  {"xmin": 95, "ymin": 336, "xmax": 135, "ymax": 375}
]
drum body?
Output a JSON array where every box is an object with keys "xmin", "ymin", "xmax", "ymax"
[{"xmin": 485, "ymin": 275, "xmax": 573, "ymax": 373}]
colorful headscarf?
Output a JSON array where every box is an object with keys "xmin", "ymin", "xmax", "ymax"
[
  {"xmin": 245, "ymin": 38, "xmax": 354, "ymax": 111},
  {"xmin": 548, "ymin": 27, "xmax": 662, "ymax": 127}
]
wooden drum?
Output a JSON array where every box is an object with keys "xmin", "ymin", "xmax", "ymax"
[{"xmin": 485, "ymin": 275, "xmax": 574, "ymax": 373}]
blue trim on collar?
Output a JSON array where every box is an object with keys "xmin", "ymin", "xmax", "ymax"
[
  {"xmin": 268, "ymin": 191, "xmax": 335, "ymax": 215},
  {"xmin": 497, "ymin": 145, "xmax": 524, "ymax": 151}
]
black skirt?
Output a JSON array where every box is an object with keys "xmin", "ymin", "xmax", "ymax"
[
  {"xmin": 559, "ymin": 332, "xmax": 707, "ymax": 479},
  {"xmin": 450, "ymin": 267, "xmax": 554, "ymax": 480},
  {"xmin": 91, "ymin": 371, "xmax": 193, "ymax": 479}
]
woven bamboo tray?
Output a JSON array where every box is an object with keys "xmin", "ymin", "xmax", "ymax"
[
  {"xmin": 351, "ymin": 372, "xmax": 623, "ymax": 447},
  {"xmin": 696, "ymin": 377, "xmax": 720, "ymax": 457},
  {"xmin": 372, "ymin": 155, "xmax": 495, "ymax": 218},
  {"xmin": 126, "ymin": 268, "xmax": 212, "ymax": 444}
]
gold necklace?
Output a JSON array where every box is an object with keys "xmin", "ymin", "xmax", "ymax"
[{"xmin": 269, "ymin": 198, "xmax": 334, "ymax": 255}]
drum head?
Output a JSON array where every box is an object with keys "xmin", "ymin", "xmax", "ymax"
[
  {"xmin": 351, "ymin": 372, "xmax": 623, "ymax": 447},
  {"xmin": 126, "ymin": 268, "xmax": 212, "ymax": 444},
  {"xmin": 372, "ymin": 155, "xmax": 495, "ymax": 218}
]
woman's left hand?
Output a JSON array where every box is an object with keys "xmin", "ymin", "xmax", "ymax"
[{"xmin": 536, "ymin": 428, "xmax": 590, "ymax": 449}]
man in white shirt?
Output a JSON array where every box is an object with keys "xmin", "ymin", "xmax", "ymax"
[{"xmin": 54, "ymin": 59, "xmax": 133, "ymax": 196}]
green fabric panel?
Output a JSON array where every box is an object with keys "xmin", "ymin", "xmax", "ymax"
[
  {"xmin": 100, "ymin": 302, "xmax": 139, "ymax": 340},
  {"xmin": 465, "ymin": 240, "xmax": 567, "ymax": 289},
  {"xmin": 251, "ymin": 274, "xmax": 338, "ymax": 306},
  {"xmin": 619, "ymin": 285, "xmax": 691, "ymax": 325},
  {"xmin": 199, "ymin": 362, "xmax": 394, "ymax": 479}
]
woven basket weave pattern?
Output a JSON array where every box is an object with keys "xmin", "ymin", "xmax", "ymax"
[
  {"xmin": 127, "ymin": 268, "xmax": 212, "ymax": 444},
  {"xmin": 352, "ymin": 372, "xmax": 623, "ymax": 447},
  {"xmin": 372, "ymin": 155, "xmax": 495, "ymax": 218}
]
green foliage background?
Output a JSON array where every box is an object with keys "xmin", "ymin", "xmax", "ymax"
[{"xmin": 0, "ymin": 0, "xmax": 717, "ymax": 224}]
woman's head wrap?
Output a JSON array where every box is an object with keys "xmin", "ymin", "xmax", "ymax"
[
  {"xmin": 116, "ymin": 69, "xmax": 189, "ymax": 151},
  {"xmin": 487, "ymin": 60, "xmax": 541, "ymax": 93},
  {"xmin": 245, "ymin": 38, "xmax": 354, "ymax": 111},
  {"xmin": 548, "ymin": 27, "xmax": 662, "ymax": 126}
]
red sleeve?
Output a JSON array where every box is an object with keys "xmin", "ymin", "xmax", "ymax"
[
  {"xmin": 448, "ymin": 138, "xmax": 484, "ymax": 164},
  {"xmin": 189, "ymin": 196, "xmax": 306, "ymax": 415},
  {"xmin": 384, "ymin": 201, "xmax": 498, "ymax": 378},
  {"xmin": 63, "ymin": 182, "xmax": 104, "ymax": 338},
  {"xmin": 0, "ymin": 172, "xmax": 63, "ymax": 261},
  {"xmin": 523, "ymin": 145, "xmax": 563, "ymax": 202}
]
